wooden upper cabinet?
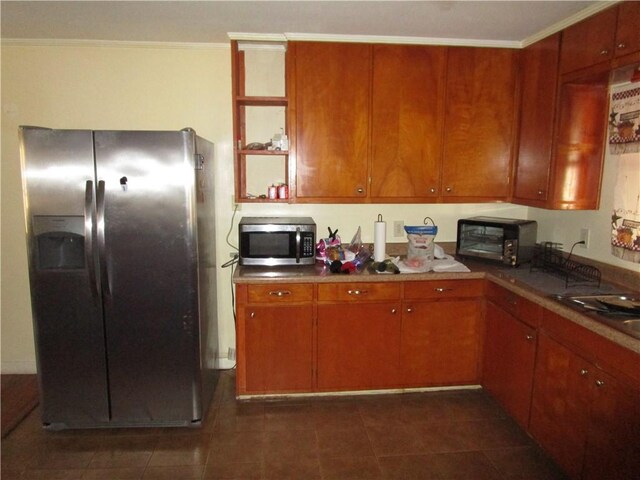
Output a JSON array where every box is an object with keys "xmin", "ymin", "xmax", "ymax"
[
  {"xmin": 615, "ymin": 1, "xmax": 640, "ymax": 58},
  {"xmin": 291, "ymin": 42, "xmax": 371, "ymax": 200},
  {"xmin": 442, "ymin": 47, "xmax": 518, "ymax": 200},
  {"xmin": 550, "ymin": 70, "xmax": 609, "ymax": 210},
  {"xmin": 369, "ymin": 45, "xmax": 446, "ymax": 200},
  {"xmin": 559, "ymin": 6, "xmax": 617, "ymax": 74},
  {"xmin": 513, "ymin": 34, "xmax": 560, "ymax": 206}
]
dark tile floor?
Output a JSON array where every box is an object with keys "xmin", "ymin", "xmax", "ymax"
[{"xmin": 1, "ymin": 370, "xmax": 567, "ymax": 479}]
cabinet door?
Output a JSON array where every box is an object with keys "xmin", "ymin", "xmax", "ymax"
[
  {"xmin": 559, "ymin": 6, "xmax": 617, "ymax": 74},
  {"xmin": 317, "ymin": 302, "xmax": 401, "ymax": 391},
  {"xmin": 615, "ymin": 1, "xmax": 640, "ymax": 58},
  {"xmin": 530, "ymin": 333, "xmax": 591, "ymax": 479},
  {"xmin": 244, "ymin": 305, "xmax": 313, "ymax": 393},
  {"xmin": 293, "ymin": 42, "xmax": 371, "ymax": 200},
  {"xmin": 550, "ymin": 72, "xmax": 609, "ymax": 210},
  {"xmin": 442, "ymin": 47, "xmax": 517, "ymax": 200},
  {"xmin": 482, "ymin": 302, "xmax": 537, "ymax": 429},
  {"xmin": 370, "ymin": 45, "xmax": 446, "ymax": 200},
  {"xmin": 401, "ymin": 299, "xmax": 482, "ymax": 386},
  {"xmin": 513, "ymin": 34, "xmax": 560, "ymax": 206},
  {"xmin": 583, "ymin": 369, "xmax": 640, "ymax": 480}
]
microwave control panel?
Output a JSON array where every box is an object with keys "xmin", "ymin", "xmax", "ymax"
[{"xmin": 302, "ymin": 233, "xmax": 315, "ymax": 257}]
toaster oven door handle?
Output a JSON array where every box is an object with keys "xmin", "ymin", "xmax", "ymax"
[{"xmin": 295, "ymin": 227, "xmax": 301, "ymax": 264}]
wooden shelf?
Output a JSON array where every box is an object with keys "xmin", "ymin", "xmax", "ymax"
[
  {"xmin": 237, "ymin": 197, "xmax": 289, "ymax": 203},
  {"xmin": 238, "ymin": 149, "xmax": 289, "ymax": 156},
  {"xmin": 235, "ymin": 96, "xmax": 288, "ymax": 107}
]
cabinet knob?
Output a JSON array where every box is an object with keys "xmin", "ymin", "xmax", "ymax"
[
  {"xmin": 537, "ymin": 190, "xmax": 544, "ymax": 196},
  {"xmin": 356, "ymin": 187, "xmax": 365, "ymax": 194},
  {"xmin": 347, "ymin": 289, "xmax": 368, "ymax": 296},
  {"xmin": 429, "ymin": 187, "xmax": 437, "ymax": 194},
  {"xmin": 617, "ymin": 42, "xmax": 626, "ymax": 50},
  {"xmin": 434, "ymin": 287, "xmax": 453, "ymax": 293},
  {"xmin": 406, "ymin": 307, "xmax": 413, "ymax": 313},
  {"xmin": 445, "ymin": 186, "xmax": 453, "ymax": 193},
  {"xmin": 599, "ymin": 48, "xmax": 609, "ymax": 56},
  {"xmin": 391, "ymin": 308, "xmax": 397, "ymax": 314},
  {"xmin": 580, "ymin": 368, "xmax": 589, "ymax": 376},
  {"xmin": 595, "ymin": 379, "xmax": 605, "ymax": 387},
  {"xmin": 250, "ymin": 312, "xmax": 255, "ymax": 318},
  {"xmin": 269, "ymin": 290, "xmax": 291, "ymax": 297},
  {"xmin": 525, "ymin": 334, "xmax": 534, "ymax": 341}
]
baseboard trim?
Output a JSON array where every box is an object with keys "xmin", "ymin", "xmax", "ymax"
[{"xmin": 1, "ymin": 361, "xmax": 37, "ymax": 374}]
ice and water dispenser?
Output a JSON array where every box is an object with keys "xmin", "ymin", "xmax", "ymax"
[{"xmin": 33, "ymin": 216, "xmax": 85, "ymax": 270}]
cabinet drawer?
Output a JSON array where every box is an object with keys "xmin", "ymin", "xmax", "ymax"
[
  {"xmin": 404, "ymin": 279, "xmax": 484, "ymax": 300},
  {"xmin": 318, "ymin": 282, "xmax": 401, "ymax": 302},
  {"xmin": 247, "ymin": 283, "xmax": 313, "ymax": 304},
  {"xmin": 486, "ymin": 282, "xmax": 542, "ymax": 327}
]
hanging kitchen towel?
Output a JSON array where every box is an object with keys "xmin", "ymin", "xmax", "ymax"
[
  {"xmin": 611, "ymin": 151, "xmax": 640, "ymax": 264},
  {"xmin": 609, "ymin": 83, "xmax": 640, "ymax": 155}
]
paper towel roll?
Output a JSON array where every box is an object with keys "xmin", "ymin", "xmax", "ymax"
[{"xmin": 374, "ymin": 219, "xmax": 386, "ymax": 262}]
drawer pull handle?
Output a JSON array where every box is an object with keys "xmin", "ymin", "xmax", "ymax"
[
  {"xmin": 347, "ymin": 289, "xmax": 368, "ymax": 296},
  {"xmin": 599, "ymin": 48, "xmax": 609, "ymax": 56},
  {"xmin": 269, "ymin": 290, "xmax": 292, "ymax": 297},
  {"xmin": 434, "ymin": 287, "xmax": 453, "ymax": 293},
  {"xmin": 525, "ymin": 334, "xmax": 534, "ymax": 341},
  {"xmin": 595, "ymin": 379, "xmax": 605, "ymax": 388},
  {"xmin": 580, "ymin": 369, "xmax": 589, "ymax": 376},
  {"xmin": 617, "ymin": 42, "xmax": 626, "ymax": 50}
]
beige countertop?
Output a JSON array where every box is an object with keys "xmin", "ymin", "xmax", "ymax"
[{"xmin": 234, "ymin": 252, "xmax": 640, "ymax": 355}]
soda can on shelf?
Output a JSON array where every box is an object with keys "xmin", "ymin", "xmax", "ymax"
[
  {"xmin": 278, "ymin": 184, "xmax": 289, "ymax": 199},
  {"xmin": 267, "ymin": 184, "xmax": 278, "ymax": 200}
]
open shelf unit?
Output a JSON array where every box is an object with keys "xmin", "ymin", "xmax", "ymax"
[{"xmin": 231, "ymin": 40, "xmax": 290, "ymax": 203}]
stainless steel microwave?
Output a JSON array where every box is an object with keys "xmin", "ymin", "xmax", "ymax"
[
  {"xmin": 456, "ymin": 217, "xmax": 537, "ymax": 267},
  {"xmin": 238, "ymin": 216, "xmax": 316, "ymax": 266}
]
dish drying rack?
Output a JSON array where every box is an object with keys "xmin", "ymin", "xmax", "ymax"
[{"xmin": 531, "ymin": 242, "xmax": 601, "ymax": 288}]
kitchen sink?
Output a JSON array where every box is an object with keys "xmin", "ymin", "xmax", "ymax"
[
  {"xmin": 553, "ymin": 294, "xmax": 640, "ymax": 341},
  {"xmin": 622, "ymin": 319, "xmax": 640, "ymax": 332}
]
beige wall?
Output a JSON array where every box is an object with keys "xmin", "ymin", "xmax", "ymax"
[{"xmin": 1, "ymin": 41, "xmax": 636, "ymax": 374}]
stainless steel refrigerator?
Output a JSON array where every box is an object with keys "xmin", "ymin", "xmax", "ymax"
[{"xmin": 19, "ymin": 126, "xmax": 219, "ymax": 429}]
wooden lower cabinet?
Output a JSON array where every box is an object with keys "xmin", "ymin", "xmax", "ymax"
[
  {"xmin": 243, "ymin": 304, "xmax": 314, "ymax": 394},
  {"xmin": 482, "ymin": 301, "xmax": 537, "ymax": 429},
  {"xmin": 317, "ymin": 302, "xmax": 402, "ymax": 391},
  {"xmin": 529, "ymin": 331, "xmax": 640, "ymax": 479},
  {"xmin": 401, "ymin": 299, "xmax": 483, "ymax": 386},
  {"xmin": 582, "ymin": 369, "xmax": 640, "ymax": 480},
  {"xmin": 236, "ymin": 283, "xmax": 315, "ymax": 395}
]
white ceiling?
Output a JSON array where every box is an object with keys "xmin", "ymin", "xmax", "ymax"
[{"xmin": 1, "ymin": 1, "xmax": 613, "ymax": 48}]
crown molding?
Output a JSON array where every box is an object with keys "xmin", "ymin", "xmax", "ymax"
[
  {"xmin": 227, "ymin": 33, "xmax": 287, "ymax": 42},
  {"xmin": 228, "ymin": 32, "xmax": 520, "ymax": 49},
  {"xmin": 1, "ymin": 38, "xmax": 229, "ymax": 50},
  {"xmin": 284, "ymin": 32, "xmax": 520, "ymax": 49},
  {"xmin": 521, "ymin": 0, "xmax": 619, "ymax": 47}
]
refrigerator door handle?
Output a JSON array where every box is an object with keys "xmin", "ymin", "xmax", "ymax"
[
  {"xmin": 96, "ymin": 180, "xmax": 110, "ymax": 297},
  {"xmin": 84, "ymin": 180, "xmax": 100, "ymax": 301}
]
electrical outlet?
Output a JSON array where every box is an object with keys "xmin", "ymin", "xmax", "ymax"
[
  {"xmin": 579, "ymin": 228, "xmax": 590, "ymax": 248},
  {"xmin": 393, "ymin": 220, "xmax": 404, "ymax": 237}
]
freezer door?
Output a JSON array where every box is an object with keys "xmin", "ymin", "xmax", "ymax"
[
  {"xmin": 19, "ymin": 127, "xmax": 109, "ymax": 427},
  {"xmin": 94, "ymin": 130, "xmax": 202, "ymax": 424}
]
